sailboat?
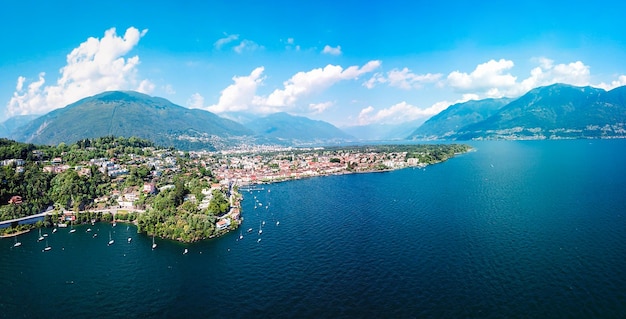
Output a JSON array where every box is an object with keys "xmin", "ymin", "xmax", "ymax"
[
  {"xmin": 239, "ymin": 231, "xmax": 243, "ymax": 240},
  {"xmin": 108, "ymin": 231, "xmax": 114, "ymax": 246},
  {"xmin": 183, "ymin": 248, "xmax": 188, "ymax": 255},
  {"xmin": 69, "ymin": 221, "xmax": 76, "ymax": 233},
  {"xmin": 13, "ymin": 235, "xmax": 21, "ymax": 247},
  {"xmin": 152, "ymin": 235, "xmax": 157, "ymax": 250},
  {"xmin": 37, "ymin": 229, "xmax": 44, "ymax": 242},
  {"xmin": 52, "ymin": 228, "xmax": 57, "ymax": 234},
  {"xmin": 43, "ymin": 239, "xmax": 51, "ymax": 251},
  {"xmin": 258, "ymin": 222, "xmax": 263, "ymax": 235},
  {"xmin": 127, "ymin": 237, "xmax": 132, "ymax": 243}
]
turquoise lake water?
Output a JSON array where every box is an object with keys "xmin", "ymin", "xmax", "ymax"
[{"xmin": 1, "ymin": 140, "xmax": 626, "ymax": 318}]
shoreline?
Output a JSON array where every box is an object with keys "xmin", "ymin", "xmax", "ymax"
[{"xmin": 0, "ymin": 229, "xmax": 31, "ymax": 238}]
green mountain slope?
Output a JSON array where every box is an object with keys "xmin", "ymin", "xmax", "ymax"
[
  {"xmin": 247, "ymin": 112, "xmax": 353, "ymax": 145},
  {"xmin": 454, "ymin": 84, "xmax": 626, "ymax": 139},
  {"xmin": 408, "ymin": 98, "xmax": 512, "ymax": 139},
  {"xmin": 11, "ymin": 91, "xmax": 253, "ymax": 150}
]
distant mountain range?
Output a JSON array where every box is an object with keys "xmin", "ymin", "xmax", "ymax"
[
  {"xmin": 410, "ymin": 84, "xmax": 626, "ymax": 140},
  {"xmin": 4, "ymin": 91, "xmax": 354, "ymax": 150},
  {"xmin": 3, "ymin": 83, "xmax": 625, "ymax": 150}
]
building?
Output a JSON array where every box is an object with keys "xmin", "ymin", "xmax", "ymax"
[{"xmin": 216, "ymin": 218, "xmax": 231, "ymax": 231}]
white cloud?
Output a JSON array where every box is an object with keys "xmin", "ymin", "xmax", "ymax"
[
  {"xmin": 264, "ymin": 60, "xmax": 381, "ymax": 107},
  {"xmin": 214, "ymin": 34, "xmax": 239, "ymax": 49},
  {"xmin": 7, "ymin": 27, "xmax": 150, "ymax": 117},
  {"xmin": 447, "ymin": 59, "xmax": 517, "ymax": 91},
  {"xmin": 215, "ymin": 34, "xmax": 262, "ymax": 54},
  {"xmin": 234, "ymin": 39, "xmax": 261, "ymax": 54},
  {"xmin": 199, "ymin": 61, "xmax": 380, "ymax": 116},
  {"xmin": 357, "ymin": 101, "xmax": 450, "ymax": 126},
  {"xmin": 365, "ymin": 68, "xmax": 442, "ymax": 90},
  {"xmin": 200, "ymin": 67, "xmax": 265, "ymax": 113},
  {"xmin": 597, "ymin": 75, "xmax": 626, "ymax": 91},
  {"xmin": 322, "ymin": 45, "xmax": 342, "ymax": 56},
  {"xmin": 187, "ymin": 93, "xmax": 205, "ymax": 109},
  {"xmin": 445, "ymin": 58, "xmax": 598, "ymax": 99},
  {"xmin": 309, "ymin": 101, "xmax": 333, "ymax": 114}
]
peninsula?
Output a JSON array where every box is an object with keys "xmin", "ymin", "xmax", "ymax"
[{"xmin": 0, "ymin": 137, "xmax": 470, "ymax": 242}]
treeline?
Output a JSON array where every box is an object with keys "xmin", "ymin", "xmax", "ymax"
[
  {"xmin": 0, "ymin": 136, "xmax": 159, "ymax": 224},
  {"xmin": 136, "ymin": 177, "xmax": 234, "ymax": 243}
]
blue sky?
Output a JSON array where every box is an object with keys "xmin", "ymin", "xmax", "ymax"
[{"xmin": 2, "ymin": 0, "xmax": 626, "ymax": 126}]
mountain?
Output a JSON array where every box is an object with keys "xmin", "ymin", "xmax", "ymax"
[
  {"xmin": 246, "ymin": 112, "xmax": 354, "ymax": 145},
  {"xmin": 453, "ymin": 84, "xmax": 626, "ymax": 140},
  {"xmin": 0, "ymin": 114, "xmax": 40, "ymax": 137},
  {"xmin": 408, "ymin": 98, "xmax": 512, "ymax": 140},
  {"xmin": 11, "ymin": 91, "xmax": 254, "ymax": 150}
]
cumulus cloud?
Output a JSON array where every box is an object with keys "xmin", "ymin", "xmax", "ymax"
[
  {"xmin": 322, "ymin": 45, "xmax": 342, "ymax": 56},
  {"xmin": 597, "ymin": 75, "xmax": 626, "ymax": 91},
  {"xmin": 357, "ymin": 101, "xmax": 450, "ymax": 126},
  {"xmin": 200, "ymin": 67, "xmax": 265, "ymax": 113},
  {"xmin": 195, "ymin": 61, "xmax": 380, "ymax": 116},
  {"xmin": 447, "ymin": 59, "xmax": 517, "ymax": 91},
  {"xmin": 365, "ymin": 68, "xmax": 442, "ymax": 89},
  {"xmin": 7, "ymin": 27, "xmax": 150, "ymax": 117},
  {"xmin": 443, "ymin": 57, "xmax": 602, "ymax": 99},
  {"xmin": 187, "ymin": 93, "xmax": 205, "ymax": 109},
  {"xmin": 263, "ymin": 60, "xmax": 381, "ymax": 107}
]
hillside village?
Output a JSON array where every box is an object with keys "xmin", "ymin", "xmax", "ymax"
[{"xmin": 0, "ymin": 138, "xmax": 469, "ymax": 241}]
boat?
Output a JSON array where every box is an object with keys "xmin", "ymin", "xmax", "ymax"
[
  {"xmin": 86, "ymin": 228, "xmax": 92, "ymax": 232},
  {"xmin": 43, "ymin": 239, "xmax": 51, "ymax": 251},
  {"xmin": 262, "ymin": 220, "xmax": 265, "ymax": 226},
  {"xmin": 127, "ymin": 237, "xmax": 132, "ymax": 243},
  {"xmin": 13, "ymin": 236, "xmax": 21, "ymax": 247},
  {"xmin": 258, "ymin": 222, "xmax": 263, "ymax": 235},
  {"xmin": 276, "ymin": 221, "xmax": 280, "ymax": 226},
  {"xmin": 152, "ymin": 235, "xmax": 157, "ymax": 250},
  {"xmin": 257, "ymin": 238, "xmax": 261, "ymax": 243},
  {"xmin": 69, "ymin": 221, "xmax": 76, "ymax": 233},
  {"xmin": 108, "ymin": 232, "xmax": 114, "ymax": 246},
  {"xmin": 239, "ymin": 231, "xmax": 243, "ymax": 240},
  {"xmin": 112, "ymin": 221, "xmax": 116, "ymax": 227},
  {"xmin": 247, "ymin": 228, "xmax": 253, "ymax": 233},
  {"xmin": 37, "ymin": 229, "xmax": 44, "ymax": 242},
  {"xmin": 183, "ymin": 248, "xmax": 188, "ymax": 255},
  {"xmin": 52, "ymin": 228, "xmax": 57, "ymax": 234},
  {"xmin": 93, "ymin": 233, "xmax": 98, "ymax": 238}
]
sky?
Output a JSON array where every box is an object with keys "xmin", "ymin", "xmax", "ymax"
[{"xmin": 2, "ymin": 0, "xmax": 626, "ymax": 127}]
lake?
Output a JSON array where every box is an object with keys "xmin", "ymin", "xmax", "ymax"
[{"xmin": 1, "ymin": 140, "xmax": 625, "ymax": 318}]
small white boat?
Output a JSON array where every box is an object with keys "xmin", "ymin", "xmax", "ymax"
[
  {"xmin": 152, "ymin": 235, "xmax": 157, "ymax": 250},
  {"xmin": 239, "ymin": 232, "xmax": 243, "ymax": 240},
  {"xmin": 262, "ymin": 220, "xmax": 265, "ymax": 226},
  {"xmin": 276, "ymin": 221, "xmax": 280, "ymax": 226},
  {"xmin": 13, "ymin": 236, "xmax": 21, "ymax": 247},
  {"xmin": 112, "ymin": 222, "xmax": 116, "ymax": 227},
  {"xmin": 183, "ymin": 248, "xmax": 188, "ymax": 255},
  {"xmin": 38, "ymin": 229, "xmax": 44, "ymax": 242},
  {"xmin": 127, "ymin": 237, "xmax": 132, "ymax": 243},
  {"xmin": 93, "ymin": 233, "xmax": 98, "ymax": 238},
  {"xmin": 69, "ymin": 228, "xmax": 76, "ymax": 233},
  {"xmin": 52, "ymin": 228, "xmax": 57, "ymax": 233},
  {"xmin": 43, "ymin": 239, "xmax": 51, "ymax": 251},
  {"xmin": 257, "ymin": 238, "xmax": 261, "ymax": 243},
  {"xmin": 247, "ymin": 228, "xmax": 253, "ymax": 233},
  {"xmin": 86, "ymin": 228, "xmax": 92, "ymax": 232},
  {"xmin": 43, "ymin": 233, "xmax": 48, "ymax": 237},
  {"xmin": 108, "ymin": 232, "xmax": 114, "ymax": 246}
]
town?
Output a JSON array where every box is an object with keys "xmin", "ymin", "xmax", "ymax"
[{"xmin": 0, "ymin": 138, "xmax": 470, "ymax": 242}]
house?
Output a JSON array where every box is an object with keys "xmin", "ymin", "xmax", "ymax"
[
  {"xmin": 143, "ymin": 183, "xmax": 157, "ymax": 195},
  {"xmin": 8, "ymin": 195, "xmax": 22, "ymax": 205},
  {"xmin": 216, "ymin": 218, "xmax": 231, "ymax": 231}
]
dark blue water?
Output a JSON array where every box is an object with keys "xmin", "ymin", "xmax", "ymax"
[{"xmin": 2, "ymin": 140, "xmax": 626, "ymax": 318}]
